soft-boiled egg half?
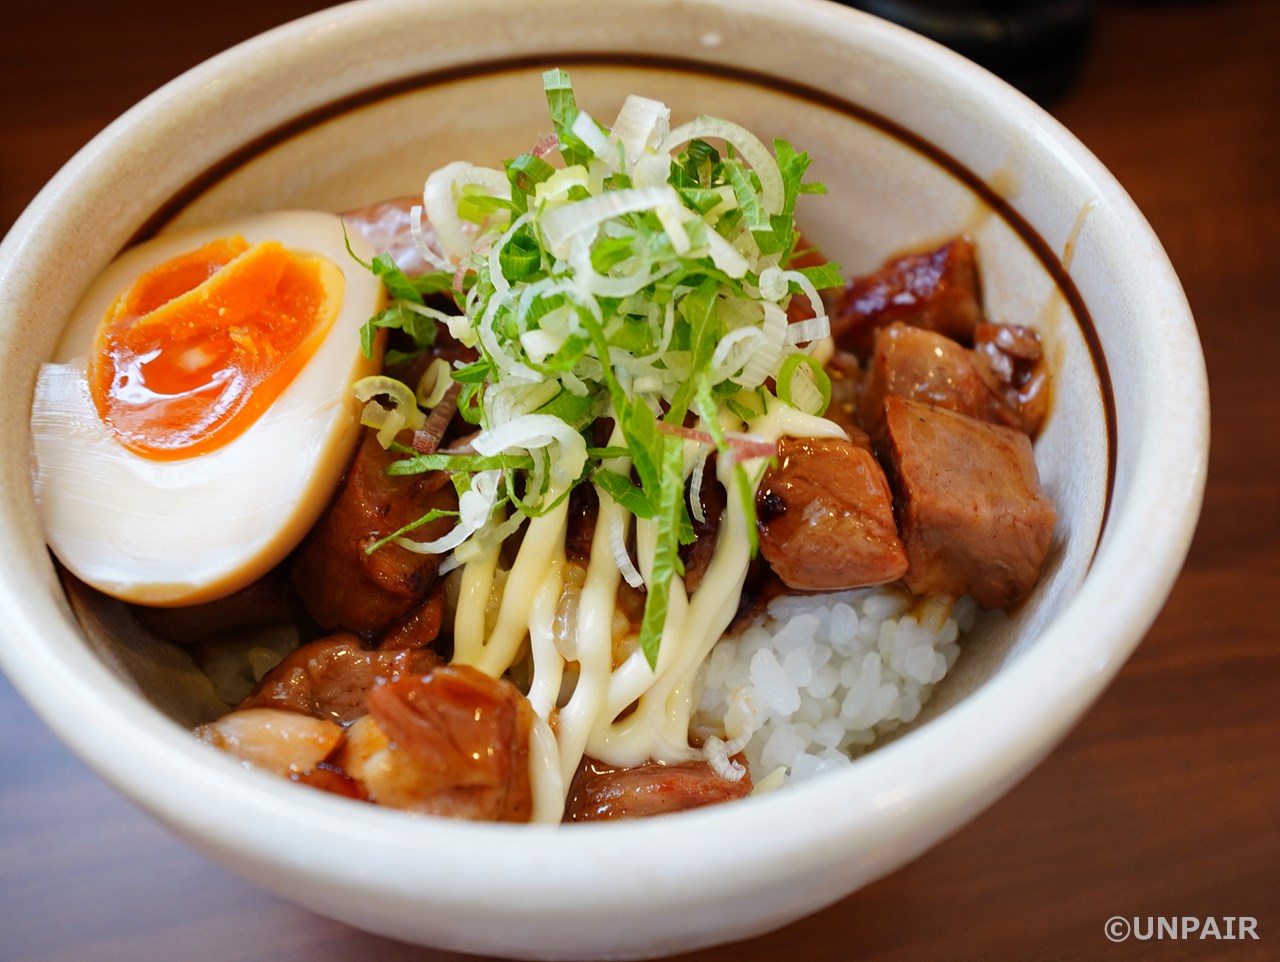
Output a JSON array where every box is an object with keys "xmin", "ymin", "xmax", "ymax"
[{"xmin": 31, "ymin": 210, "xmax": 385, "ymax": 606}]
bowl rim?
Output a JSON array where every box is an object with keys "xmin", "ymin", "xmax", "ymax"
[{"xmin": 0, "ymin": 0, "xmax": 1208, "ymax": 954}]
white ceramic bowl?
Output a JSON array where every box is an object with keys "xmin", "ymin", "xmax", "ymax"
[{"xmin": 0, "ymin": 0, "xmax": 1207, "ymax": 958}]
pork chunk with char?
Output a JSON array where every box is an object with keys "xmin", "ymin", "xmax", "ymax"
[
  {"xmin": 564, "ymin": 756, "xmax": 752, "ymax": 822},
  {"xmin": 882, "ymin": 396, "xmax": 1056, "ymax": 609},
  {"xmin": 830, "ymin": 237, "xmax": 984, "ymax": 359},
  {"xmin": 194, "ymin": 708, "xmax": 345, "ymax": 777},
  {"xmin": 237, "ymin": 633, "xmax": 440, "ymax": 724},
  {"xmin": 563, "ymin": 482, "xmax": 599, "ymax": 562},
  {"xmin": 375, "ymin": 586, "xmax": 447, "ymax": 652},
  {"xmin": 858, "ymin": 321, "xmax": 1007, "ymax": 443},
  {"xmin": 860, "ymin": 321, "xmax": 1053, "ymax": 442},
  {"xmin": 972, "ymin": 321, "xmax": 1052, "ymax": 436},
  {"xmin": 757, "ymin": 435, "xmax": 908, "ymax": 591},
  {"xmin": 291, "ymin": 428, "xmax": 458, "ymax": 636},
  {"xmin": 341, "ymin": 665, "xmax": 535, "ymax": 822}
]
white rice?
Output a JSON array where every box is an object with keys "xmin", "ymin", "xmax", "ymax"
[{"xmin": 693, "ymin": 588, "xmax": 977, "ymax": 788}]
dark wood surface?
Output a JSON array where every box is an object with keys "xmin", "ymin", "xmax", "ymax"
[{"xmin": 2, "ymin": 2, "xmax": 1277, "ymax": 960}]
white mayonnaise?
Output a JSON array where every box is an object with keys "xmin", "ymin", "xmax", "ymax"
[{"xmin": 449, "ymin": 396, "xmax": 847, "ymax": 821}]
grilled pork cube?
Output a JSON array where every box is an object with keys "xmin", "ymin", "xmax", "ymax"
[
  {"xmin": 238, "ymin": 633, "xmax": 440, "ymax": 724},
  {"xmin": 347, "ymin": 665, "xmax": 535, "ymax": 822},
  {"xmin": 830, "ymin": 237, "xmax": 984, "ymax": 359},
  {"xmin": 883, "ymin": 396, "xmax": 1056, "ymax": 609},
  {"xmin": 972, "ymin": 321, "xmax": 1052, "ymax": 437},
  {"xmin": 858, "ymin": 322, "xmax": 1008, "ymax": 442},
  {"xmin": 757, "ymin": 436, "xmax": 908, "ymax": 591},
  {"xmin": 564, "ymin": 756, "xmax": 752, "ymax": 821},
  {"xmin": 195, "ymin": 708, "xmax": 344, "ymax": 777},
  {"xmin": 291, "ymin": 428, "xmax": 457, "ymax": 635},
  {"xmin": 376, "ymin": 587, "xmax": 447, "ymax": 651}
]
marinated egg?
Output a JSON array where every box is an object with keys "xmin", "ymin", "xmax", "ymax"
[{"xmin": 30, "ymin": 210, "xmax": 385, "ymax": 606}]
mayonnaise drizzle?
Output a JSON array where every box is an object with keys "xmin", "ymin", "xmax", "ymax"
[
  {"xmin": 449, "ymin": 397, "xmax": 848, "ymax": 822},
  {"xmin": 554, "ymin": 490, "xmax": 628, "ymax": 779},
  {"xmin": 454, "ymin": 507, "xmax": 568, "ymax": 677}
]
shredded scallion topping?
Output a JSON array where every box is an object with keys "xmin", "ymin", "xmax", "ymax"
[{"xmin": 355, "ymin": 70, "xmax": 844, "ymax": 667}]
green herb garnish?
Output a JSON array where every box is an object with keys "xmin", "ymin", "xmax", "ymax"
[{"xmin": 354, "ymin": 70, "xmax": 842, "ymax": 668}]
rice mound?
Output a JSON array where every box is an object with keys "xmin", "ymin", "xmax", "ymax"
[{"xmin": 694, "ymin": 588, "xmax": 977, "ymax": 787}]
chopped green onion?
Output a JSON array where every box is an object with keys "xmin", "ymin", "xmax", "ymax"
[
  {"xmin": 354, "ymin": 375, "xmax": 426, "ymax": 447},
  {"xmin": 415, "ymin": 357, "xmax": 456, "ymax": 408},
  {"xmin": 356, "ymin": 70, "xmax": 840, "ymax": 665},
  {"xmin": 776, "ymin": 353, "xmax": 833, "ymax": 416}
]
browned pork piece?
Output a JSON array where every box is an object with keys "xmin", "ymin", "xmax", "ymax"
[
  {"xmin": 972, "ymin": 321, "xmax": 1052, "ymax": 437},
  {"xmin": 830, "ymin": 237, "xmax": 984, "ymax": 359},
  {"xmin": 858, "ymin": 321, "xmax": 1008, "ymax": 442},
  {"xmin": 757, "ymin": 436, "xmax": 908, "ymax": 591},
  {"xmin": 291, "ymin": 428, "xmax": 458, "ymax": 635},
  {"xmin": 194, "ymin": 708, "xmax": 345, "ymax": 777},
  {"xmin": 375, "ymin": 587, "xmax": 447, "ymax": 651},
  {"xmin": 338, "ymin": 665, "xmax": 535, "ymax": 822},
  {"xmin": 564, "ymin": 756, "xmax": 753, "ymax": 821},
  {"xmin": 860, "ymin": 321, "xmax": 1053, "ymax": 442},
  {"xmin": 882, "ymin": 396, "xmax": 1056, "ymax": 609},
  {"xmin": 237, "ymin": 633, "xmax": 440, "ymax": 724}
]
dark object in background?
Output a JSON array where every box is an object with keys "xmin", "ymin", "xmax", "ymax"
[{"xmin": 840, "ymin": 1, "xmax": 1097, "ymax": 103}]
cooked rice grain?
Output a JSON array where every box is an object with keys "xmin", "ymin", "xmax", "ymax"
[{"xmin": 693, "ymin": 588, "xmax": 976, "ymax": 787}]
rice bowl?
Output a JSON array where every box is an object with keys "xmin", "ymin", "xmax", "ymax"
[{"xmin": 0, "ymin": 0, "xmax": 1206, "ymax": 957}]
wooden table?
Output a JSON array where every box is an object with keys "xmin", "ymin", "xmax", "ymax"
[{"xmin": 2, "ymin": 2, "xmax": 1276, "ymax": 959}]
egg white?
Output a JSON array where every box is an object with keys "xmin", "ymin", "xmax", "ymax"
[{"xmin": 30, "ymin": 210, "xmax": 386, "ymax": 606}]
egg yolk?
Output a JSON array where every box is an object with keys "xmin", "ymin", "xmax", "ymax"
[{"xmin": 89, "ymin": 235, "xmax": 345, "ymax": 459}]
